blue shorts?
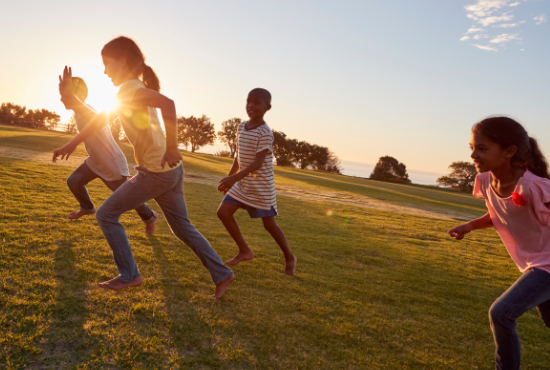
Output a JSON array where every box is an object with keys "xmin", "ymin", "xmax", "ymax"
[{"xmin": 222, "ymin": 195, "xmax": 277, "ymax": 219}]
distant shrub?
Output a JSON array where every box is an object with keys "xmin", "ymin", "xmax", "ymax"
[{"xmin": 215, "ymin": 150, "xmax": 232, "ymax": 158}]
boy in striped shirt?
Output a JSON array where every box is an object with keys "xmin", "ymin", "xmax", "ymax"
[{"xmin": 217, "ymin": 88, "xmax": 297, "ymax": 275}]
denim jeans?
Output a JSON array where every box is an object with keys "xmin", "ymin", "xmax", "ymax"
[
  {"xmin": 67, "ymin": 162, "xmax": 157, "ymax": 223},
  {"xmin": 95, "ymin": 164, "xmax": 233, "ymax": 284},
  {"xmin": 489, "ymin": 268, "xmax": 550, "ymax": 370}
]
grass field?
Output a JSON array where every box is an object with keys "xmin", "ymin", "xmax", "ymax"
[{"xmin": 1, "ymin": 124, "xmax": 550, "ymax": 369}]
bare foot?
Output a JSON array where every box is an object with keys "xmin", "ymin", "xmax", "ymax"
[
  {"xmin": 225, "ymin": 252, "xmax": 254, "ymax": 266},
  {"xmin": 285, "ymin": 256, "xmax": 297, "ymax": 276},
  {"xmin": 68, "ymin": 209, "xmax": 95, "ymax": 220},
  {"xmin": 211, "ymin": 273, "xmax": 235, "ymax": 299},
  {"xmin": 145, "ymin": 218, "xmax": 156, "ymax": 235},
  {"xmin": 98, "ymin": 275, "xmax": 143, "ymax": 290}
]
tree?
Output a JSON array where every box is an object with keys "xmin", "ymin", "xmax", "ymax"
[
  {"xmin": 370, "ymin": 156, "xmax": 411, "ymax": 183},
  {"xmin": 437, "ymin": 161, "xmax": 477, "ymax": 191},
  {"xmin": 177, "ymin": 115, "xmax": 216, "ymax": 153},
  {"xmin": 65, "ymin": 112, "xmax": 78, "ymax": 134},
  {"xmin": 215, "ymin": 150, "xmax": 232, "ymax": 157},
  {"xmin": 109, "ymin": 117, "xmax": 127, "ymax": 142},
  {"xmin": 217, "ymin": 118, "xmax": 241, "ymax": 158},
  {"xmin": 272, "ymin": 130, "xmax": 295, "ymax": 166},
  {"xmin": 293, "ymin": 141, "xmax": 313, "ymax": 169}
]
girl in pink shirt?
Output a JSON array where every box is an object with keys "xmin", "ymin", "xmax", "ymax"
[{"xmin": 449, "ymin": 116, "xmax": 550, "ymax": 370}]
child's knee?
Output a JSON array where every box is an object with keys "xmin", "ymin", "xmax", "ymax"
[
  {"xmin": 217, "ymin": 208, "xmax": 228, "ymax": 220},
  {"xmin": 262, "ymin": 217, "xmax": 277, "ymax": 231},
  {"xmin": 66, "ymin": 175, "xmax": 78, "ymax": 191},
  {"xmin": 96, "ymin": 204, "xmax": 115, "ymax": 224}
]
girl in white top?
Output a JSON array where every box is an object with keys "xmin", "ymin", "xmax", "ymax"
[
  {"xmin": 63, "ymin": 77, "xmax": 157, "ymax": 234},
  {"xmin": 53, "ymin": 37, "xmax": 234, "ymax": 298}
]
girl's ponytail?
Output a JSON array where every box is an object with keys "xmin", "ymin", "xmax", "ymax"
[
  {"xmin": 473, "ymin": 116, "xmax": 550, "ymax": 180},
  {"xmin": 527, "ymin": 137, "xmax": 550, "ymax": 179},
  {"xmin": 101, "ymin": 36, "xmax": 161, "ymax": 91},
  {"xmin": 142, "ymin": 64, "xmax": 160, "ymax": 92}
]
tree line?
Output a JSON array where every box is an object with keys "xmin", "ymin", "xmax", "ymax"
[{"xmin": 0, "ymin": 102, "xmax": 60, "ymax": 131}]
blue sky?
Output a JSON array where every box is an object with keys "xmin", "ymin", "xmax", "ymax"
[{"xmin": 1, "ymin": 0, "xmax": 548, "ymax": 176}]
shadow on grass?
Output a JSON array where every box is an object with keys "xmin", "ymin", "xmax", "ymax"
[
  {"xmin": 146, "ymin": 234, "xmax": 242, "ymax": 369},
  {"xmin": 40, "ymin": 239, "xmax": 91, "ymax": 367}
]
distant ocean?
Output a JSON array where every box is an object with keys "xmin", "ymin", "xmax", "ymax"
[
  {"xmin": 340, "ymin": 160, "xmax": 440, "ymax": 186},
  {"xmin": 197, "ymin": 144, "xmax": 441, "ymax": 186}
]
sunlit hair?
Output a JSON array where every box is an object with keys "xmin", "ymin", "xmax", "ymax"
[
  {"xmin": 71, "ymin": 77, "xmax": 88, "ymax": 101},
  {"xmin": 472, "ymin": 116, "xmax": 550, "ymax": 179},
  {"xmin": 249, "ymin": 88, "xmax": 271, "ymax": 104},
  {"xmin": 101, "ymin": 36, "xmax": 161, "ymax": 92}
]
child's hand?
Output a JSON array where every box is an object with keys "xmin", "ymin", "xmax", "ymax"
[
  {"xmin": 218, "ymin": 176, "xmax": 237, "ymax": 193},
  {"xmin": 58, "ymin": 66, "xmax": 74, "ymax": 97},
  {"xmin": 52, "ymin": 143, "xmax": 77, "ymax": 162},
  {"xmin": 447, "ymin": 223, "xmax": 473, "ymax": 240},
  {"xmin": 160, "ymin": 147, "xmax": 183, "ymax": 169}
]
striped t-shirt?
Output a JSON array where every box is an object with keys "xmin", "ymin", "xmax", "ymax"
[{"xmin": 227, "ymin": 122, "xmax": 277, "ymax": 212}]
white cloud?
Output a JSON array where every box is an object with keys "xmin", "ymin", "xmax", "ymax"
[
  {"xmin": 478, "ymin": 12, "xmax": 514, "ymax": 26},
  {"xmin": 494, "ymin": 23, "xmax": 518, "ymax": 27},
  {"xmin": 473, "ymin": 34, "xmax": 490, "ymax": 39},
  {"xmin": 460, "ymin": 36, "xmax": 471, "ymax": 41},
  {"xmin": 466, "ymin": 27, "xmax": 486, "ymax": 34},
  {"xmin": 490, "ymin": 33, "xmax": 521, "ymax": 43},
  {"xmin": 464, "ymin": 0, "xmax": 525, "ymax": 18},
  {"xmin": 534, "ymin": 14, "xmax": 547, "ymax": 25},
  {"xmin": 472, "ymin": 43, "xmax": 499, "ymax": 51}
]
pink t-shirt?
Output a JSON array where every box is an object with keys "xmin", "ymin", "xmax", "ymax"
[{"xmin": 473, "ymin": 170, "xmax": 550, "ymax": 274}]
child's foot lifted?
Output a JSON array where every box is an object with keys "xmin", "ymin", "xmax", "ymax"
[
  {"xmin": 145, "ymin": 218, "xmax": 156, "ymax": 235},
  {"xmin": 68, "ymin": 209, "xmax": 95, "ymax": 220},
  {"xmin": 211, "ymin": 273, "xmax": 235, "ymax": 299},
  {"xmin": 225, "ymin": 252, "xmax": 254, "ymax": 266},
  {"xmin": 98, "ymin": 275, "xmax": 143, "ymax": 290},
  {"xmin": 285, "ymin": 255, "xmax": 297, "ymax": 276}
]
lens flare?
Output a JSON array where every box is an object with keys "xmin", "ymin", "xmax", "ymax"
[{"xmin": 326, "ymin": 209, "xmax": 333, "ymax": 217}]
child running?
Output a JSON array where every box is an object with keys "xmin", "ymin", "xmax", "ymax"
[
  {"xmin": 448, "ymin": 116, "xmax": 550, "ymax": 370},
  {"xmin": 53, "ymin": 36, "xmax": 234, "ymax": 298},
  {"xmin": 217, "ymin": 88, "xmax": 297, "ymax": 275},
  {"xmin": 61, "ymin": 77, "xmax": 157, "ymax": 234}
]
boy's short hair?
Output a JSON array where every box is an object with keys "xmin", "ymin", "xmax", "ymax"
[
  {"xmin": 249, "ymin": 88, "xmax": 271, "ymax": 104},
  {"xmin": 71, "ymin": 77, "xmax": 88, "ymax": 101}
]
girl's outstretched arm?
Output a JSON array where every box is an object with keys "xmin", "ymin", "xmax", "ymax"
[
  {"xmin": 132, "ymin": 88, "xmax": 182, "ymax": 169},
  {"xmin": 448, "ymin": 213, "xmax": 493, "ymax": 240}
]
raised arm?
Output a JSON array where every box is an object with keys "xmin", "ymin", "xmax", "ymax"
[
  {"xmin": 52, "ymin": 67, "xmax": 111, "ymax": 162},
  {"xmin": 132, "ymin": 88, "xmax": 182, "ymax": 168}
]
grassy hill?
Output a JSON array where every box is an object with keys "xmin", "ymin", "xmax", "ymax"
[{"xmin": 1, "ymin": 124, "xmax": 549, "ymax": 369}]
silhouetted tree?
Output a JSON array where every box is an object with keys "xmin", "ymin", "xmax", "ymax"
[
  {"xmin": 293, "ymin": 141, "xmax": 313, "ymax": 169},
  {"xmin": 108, "ymin": 117, "xmax": 128, "ymax": 142},
  {"xmin": 437, "ymin": 161, "xmax": 477, "ymax": 191},
  {"xmin": 217, "ymin": 118, "xmax": 241, "ymax": 158},
  {"xmin": 65, "ymin": 112, "xmax": 78, "ymax": 134},
  {"xmin": 215, "ymin": 150, "xmax": 232, "ymax": 158},
  {"xmin": 272, "ymin": 130, "xmax": 294, "ymax": 166},
  {"xmin": 177, "ymin": 115, "xmax": 216, "ymax": 153},
  {"xmin": 370, "ymin": 156, "xmax": 410, "ymax": 183}
]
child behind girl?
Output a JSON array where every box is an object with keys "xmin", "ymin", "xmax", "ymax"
[
  {"xmin": 53, "ymin": 37, "xmax": 234, "ymax": 298},
  {"xmin": 448, "ymin": 116, "xmax": 550, "ymax": 370},
  {"xmin": 217, "ymin": 88, "xmax": 296, "ymax": 275},
  {"xmin": 62, "ymin": 77, "xmax": 157, "ymax": 234}
]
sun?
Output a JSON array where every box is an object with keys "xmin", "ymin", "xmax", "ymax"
[{"xmin": 75, "ymin": 66, "xmax": 119, "ymax": 114}]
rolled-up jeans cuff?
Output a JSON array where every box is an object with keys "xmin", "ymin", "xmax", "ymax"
[
  {"xmin": 117, "ymin": 272, "xmax": 141, "ymax": 283},
  {"xmin": 213, "ymin": 270, "xmax": 234, "ymax": 286},
  {"xmin": 79, "ymin": 206, "xmax": 96, "ymax": 214},
  {"xmin": 143, "ymin": 211, "xmax": 158, "ymax": 224}
]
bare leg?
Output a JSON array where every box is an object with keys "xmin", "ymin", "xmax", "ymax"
[
  {"xmin": 217, "ymin": 203, "xmax": 254, "ymax": 265},
  {"xmin": 145, "ymin": 218, "xmax": 156, "ymax": 234},
  {"xmin": 262, "ymin": 217, "xmax": 296, "ymax": 275}
]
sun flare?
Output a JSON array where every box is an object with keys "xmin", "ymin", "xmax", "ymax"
[{"xmin": 74, "ymin": 66, "xmax": 119, "ymax": 114}]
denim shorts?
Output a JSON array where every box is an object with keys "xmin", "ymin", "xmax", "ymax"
[{"xmin": 222, "ymin": 195, "xmax": 277, "ymax": 218}]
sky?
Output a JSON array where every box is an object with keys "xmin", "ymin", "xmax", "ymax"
[{"xmin": 1, "ymin": 0, "xmax": 549, "ymax": 177}]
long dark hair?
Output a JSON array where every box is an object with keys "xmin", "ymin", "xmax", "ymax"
[
  {"xmin": 101, "ymin": 36, "xmax": 160, "ymax": 92},
  {"xmin": 472, "ymin": 116, "xmax": 550, "ymax": 179}
]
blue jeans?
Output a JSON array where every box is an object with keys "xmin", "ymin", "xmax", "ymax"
[
  {"xmin": 489, "ymin": 268, "xmax": 550, "ymax": 370},
  {"xmin": 67, "ymin": 161, "xmax": 157, "ymax": 223},
  {"xmin": 95, "ymin": 164, "xmax": 233, "ymax": 284}
]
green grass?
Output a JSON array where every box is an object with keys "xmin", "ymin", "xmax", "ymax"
[{"xmin": 1, "ymin": 125, "xmax": 550, "ymax": 369}]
